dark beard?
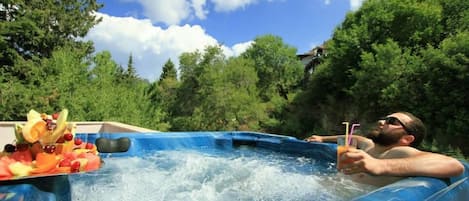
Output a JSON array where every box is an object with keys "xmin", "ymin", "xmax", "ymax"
[{"xmin": 366, "ymin": 128, "xmax": 402, "ymax": 146}]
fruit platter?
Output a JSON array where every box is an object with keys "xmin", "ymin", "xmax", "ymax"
[{"xmin": 0, "ymin": 109, "xmax": 101, "ymax": 181}]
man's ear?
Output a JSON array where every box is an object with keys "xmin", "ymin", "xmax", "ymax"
[{"xmin": 400, "ymin": 135, "xmax": 415, "ymax": 146}]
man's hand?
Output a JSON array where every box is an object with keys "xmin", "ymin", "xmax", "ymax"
[
  {"xmin": 339, "ymin": 148, "xmax": 385, "ymax": 175},
  {"xmin": 304, "ymin": 135, "xmax": 323, "ymax": 142}
]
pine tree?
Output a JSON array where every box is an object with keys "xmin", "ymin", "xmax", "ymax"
[
  {"xmin": 159, "ymin": 59, "xmax": 177, "ymax": 82},
  {"xmin": 125, "ymin": 53, "xmax": 137, "ymax": 80}
]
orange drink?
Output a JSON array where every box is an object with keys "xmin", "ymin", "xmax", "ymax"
[
  {"xmin": 337, "ymin": 145, "xmax": 354, "ymax": 169},
  {"xmin": 337, "ymin": 137, "xmax": 355, "ymax": 169}
]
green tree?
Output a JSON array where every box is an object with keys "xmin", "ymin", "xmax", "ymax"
[
  {"xmin": 417, "ymin": 32, "xmax": 469, "ymax": 155},
  {"xmin": 350, "ymin": 40, "xmax": 422, "ymax": 121},
  {"xmin": 191, "ymin": 56, "xmax": 264, "ymax": 131},
  {"xmin": 294, "ymin": 0, "xmax": 469, "ymax": 159},
  {"xmin": 146, "ymin": 59, "xmax": 179, "ymax": 131},
  {"xmin": 169, "ymin": 45, "xmax": 266, "ymax": 131},
  {"xmin": 125, "ymin": 53, "xmax": 138, "ymax": 81},
  {"xmin": 439, "ymin": 0, "xmax": 469, "ymax": 36},
  {"xmin": 0, "ymin": 71, "xmax": 29, "ymax": 120},
  {"xmin": 170, "ymin": 49, "xmax": 202, "ymax": 126},
  {"xmin": 0, "ymin": 0, "xmax": 102, "ymax": 120},
  {"xmin": 170, "ymin": 46, "xmax": 224, "ymax": 130},
  {"xmin": 241, "ymin": 35, "xmax": 303, "ymax": 101},
  {"xmin": 240, "ymin": 35, "xmax": 303, "ymax": 132},
  {"xmin": 40, "ymin": 46, "xmax": 91, "ymax": 119},
  {"xmin": 0, "ymin": 0, "xmax": 102, "ymax": 78},
  {"xmin": 299, "ymin": 0, "xmax": 456, "ymax": 135},
  {"xmin": 159, "ymin": 59, "xmax": 177, "ymax": 82},
  {"xmin": 84, "ymin": 51, "xmax": 120, "ymax": 120}
]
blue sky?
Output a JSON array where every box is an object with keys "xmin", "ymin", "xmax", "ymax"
[{"xmin": 86, "ymin": 0, "xmax": 364, "ymax": 81}]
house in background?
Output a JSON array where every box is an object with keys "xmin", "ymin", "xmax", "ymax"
[{"xmin": 297, "ymin": 45, "xmax": 326, "ymax": 87}]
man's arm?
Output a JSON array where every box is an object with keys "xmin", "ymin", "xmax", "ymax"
[
  {"xmin": 341, "ymin": 148, "xmax": 465, "ymax": 178},
  {"xmin": 304, "ymin": 135, "xmax": 339, "ymax": 143},
  {"xmin": 305, "ymin": 135, "xmax": 374, "ymax": 150}
]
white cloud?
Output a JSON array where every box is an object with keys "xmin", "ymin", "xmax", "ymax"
[
  {"xmin": 324, "ymin": 0, "xmax": 364, "ymax": 11},
  {"xmin": 85, "ymin": 13, "xmax": 250, "ymax": 81},
  {"xmin": 191, "ymin": 0, "xmax": 208, "ymax": 19},
  {"xmin": 135, "ymin": 0, "xmax": 259, "ymax": 25},
  {"xmin": 210, "ymin": 0, "xmax": 258, "ymax": 12},
  {"xmin": 138, "ymin": 0, "xmax": 191, "ymax": 25},
  {"xmin": 350, "ymin": 0, "xmax": 364, "ymax": 11},
  {"xmin": 231, "ymin": 41, "xmax": 253, "ymax": 56},
  {"xmin": 222, "ymin": 41, "xmax": 253, "ymax": 57}
]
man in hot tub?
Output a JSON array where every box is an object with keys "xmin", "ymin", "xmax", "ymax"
[{"xmin": 305, "ymin": 112, "xmax": 465, "ymax": 187}]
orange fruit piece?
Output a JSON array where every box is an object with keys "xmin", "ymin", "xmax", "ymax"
[
  {"xmin": 31, "ymin": 153, "xmax": 58, "ymax": 174},
  {"xmin": 55, "ymin": 142, "xmax": 74, "ymax": 155},
  {"xmin": 23, "ymin": 119, "xmax": 48, "ymax": 143},
  {"xmin": 35, "ymin": 152, "xmax": 57, "ymax": 166},
  {"xmin": 55, "ymin": 166, "xmax": 71, "ymax": 174},
  {"xmin": 39, "ymin": 166, "xmax": 71, "ymax": 175}
]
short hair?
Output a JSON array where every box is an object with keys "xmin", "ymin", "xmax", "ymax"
[{"xmin": 400, "ymin": 112, "xmax": 426, "ymax": 147}]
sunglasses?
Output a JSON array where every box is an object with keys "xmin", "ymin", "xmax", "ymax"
[{"xmin": 381, "ymin": 116, "xmax": 413, "ymax": 134}]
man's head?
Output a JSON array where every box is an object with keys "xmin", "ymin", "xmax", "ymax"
[{"xmin": 367, "ymin": 112, "xmax": 426, "ymax": 147}]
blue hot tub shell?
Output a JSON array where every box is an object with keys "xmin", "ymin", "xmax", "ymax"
[{"xmin": 0, "ymin": 131, "xmax": 467, "ymax": 201}]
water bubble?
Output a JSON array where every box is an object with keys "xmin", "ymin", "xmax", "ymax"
[{"xmin": 70, "ymin": 148, "xmax": 375, "ymax": 201}]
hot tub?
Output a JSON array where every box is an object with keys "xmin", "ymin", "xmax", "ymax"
[{"xmin": 0, "ymin": 132, "xmax": 468, "ymax": 201}]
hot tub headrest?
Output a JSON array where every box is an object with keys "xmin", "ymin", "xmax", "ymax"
[{"xmin": 95, "ymin": 137, "xmax": 131, "ymax": 153}]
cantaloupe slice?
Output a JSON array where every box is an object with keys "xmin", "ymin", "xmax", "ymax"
[
  {"xmin": 22, "ymin": 118, "xmax": 47, "ymax": 143},
  {"xmin": 30, "ymin": 153, "xmax": 59, "ymax": 174}
]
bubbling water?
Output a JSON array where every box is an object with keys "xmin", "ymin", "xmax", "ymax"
[{"xmin": 70, "ymin": 148, "xmax": 375, "ymax": 201}]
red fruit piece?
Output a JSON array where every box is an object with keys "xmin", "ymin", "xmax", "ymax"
[
  {"xmin": 0, "ymin": 157, "xmax": 14, "ymax": 179},
  {"xmin": 85, "ymin": 143, "xmax": 94, "ymax": 149},
  {"xmin": 71, "ymin": 161, "xmax": 80, "ymax": 173},
  {"xmin": 74, "ymin": 138, "xmax": 82, "ymax": 145},
  {"xmin": 45, "ymin": 119, "xmax": 54, "ymax": 130},
  {"xmin": 52, "ymin": 113, "xmax": 59, "ymax": 120},
  {"xmin": 43, "ymin": 145, "xmax": 56, "ymax": 154},
  {"xmin": 63, "ymin": 152, "xmax": 78, "ymax": 161},
  {"xmin": 10, "ymin": 149, "xmax": 33, "ymax": 163},
  {"xmin": 16, "ymin": 143, "xmax": 29, "ymax": 151},
  {"xmin": 64, "ymin": 133, "xmax": 73, "ymax": 141},
  {"xmin": 59, "ymin": 159, "xmax": 72, "ymax": 167},
  {"xmin": 82, "ymin": 153, "xmax": 101, "ymax": 171},
  {"xmin": 56, "ymin": 136, "xmax": 65, "ymax": 143}
]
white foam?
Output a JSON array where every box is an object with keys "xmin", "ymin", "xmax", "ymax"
[{"xmin": 70, "ymin": 149, "xmax": 375, "ymax": 201}]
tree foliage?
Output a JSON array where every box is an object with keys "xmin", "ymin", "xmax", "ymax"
[
  {"xmin": 159, "ymin": 59, "xmax": 177, "ymax": 82},
  {"xmin": 0, "ymin": 0, "xmax": 102, "ymax": 77},
  {"xmin": 169, "ymin": 45, "xmax": 266, "ymax": 131},
  {"xmin": 241, "ymin": 35, "xmax": 303, "ymax": 101},
  {"xmin": 240, "ymin": 35, "xmax": 304, "ymax": 133},
  {"xmin": 292, "ymin": 0, "xmax": 469, "ymax": 158}
]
